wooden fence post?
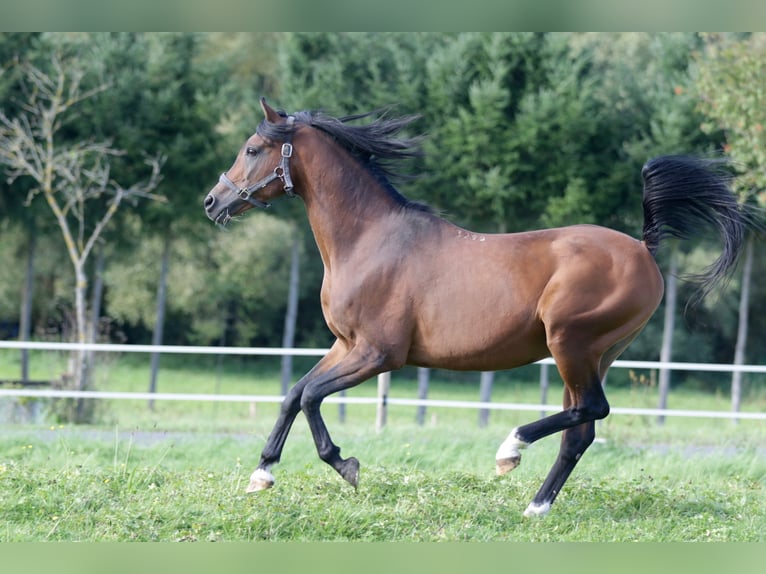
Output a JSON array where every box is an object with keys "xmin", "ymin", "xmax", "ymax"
[
  {"xmin": 338, "ymin": 389, "xmax": 347, "ymax": 423},
  {"xmin": 657, "ymin": 250, "xmax": 678, "ymax": 425},
  {"xmin": 478, "ymin": 371, "xmax": 494, "ymax": 427},
  {"xmin": 376, "ymin": 371, "xmax": 390, "ymax": 432},
  {"xmin": 416, "ymin": 367, "xmax": 430, "ymax": 425}
]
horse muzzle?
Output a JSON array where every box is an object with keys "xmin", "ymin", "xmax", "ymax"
[
  {"xmin": 203, "ymin": 191, "xmax": 223, "ymax": 223},
  {"xmin": 203, "ymin": 191, "xmax": 239, "ymax": 225}
]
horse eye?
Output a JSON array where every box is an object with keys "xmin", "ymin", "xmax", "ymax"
[{"xmin": 245, "ymin": 146, "xmax": 259, "ymax": 156}]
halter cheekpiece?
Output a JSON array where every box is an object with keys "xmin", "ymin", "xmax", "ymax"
[{"xmin": 218, "ymin": 115, "xmax": 296, "ymax": 209}]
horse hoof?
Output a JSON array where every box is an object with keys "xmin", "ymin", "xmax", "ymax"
[
  {"xmin": 495, "ymin": 455, "xmax": 521, "ymax": 476},
  {"xmin": 495, "ymin": 428, "xmax": 527, "ymax": 476},
  {"xmin": 246, "ymin": 468, "xmax": 275, "ymax": 493},
  {"xmin": 522, "ymin": 501, "xmax": 551, "ymax": 517},
  {"xmin": 339, "ymin": 457, "xmax": 360, "ymax": 489}
]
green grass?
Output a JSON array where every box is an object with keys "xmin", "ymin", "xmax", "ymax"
[
  {"xmin": 1, "ymin": 349, "xmax": 765, "ymax": 541},
  {"xmin": 1, "ymin": 423, "xmax": 764, "ymax": 541}
]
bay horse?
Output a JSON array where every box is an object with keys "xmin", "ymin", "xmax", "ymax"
[{"xmin": 204, "ymin": 98, "xmax": 751, "ymax": 517}]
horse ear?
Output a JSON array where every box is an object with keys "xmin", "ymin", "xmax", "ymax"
[{"xmin": 260, "ymin": 97, "xmax": 282, "ymax": 123}]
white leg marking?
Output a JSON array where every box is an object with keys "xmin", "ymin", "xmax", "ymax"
[
  {"xmin": 523, "ymin": 501, "xmax": 551, "ymax": 517},
  {"xmin": 495, "ymin": 427, "xmax": 530, "ymax": 476},
  {"xmin": 247, "ymin": 467, "xmax": 275, "ymax": 492},
  {"xmin": 495, "ymin": 427, "xmax": 529, "ymax": 460}
]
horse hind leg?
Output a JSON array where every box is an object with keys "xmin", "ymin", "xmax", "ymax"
[
  {"xmin": 524, "ymin": 417, "xmax": 596, "ymax": 517},
  {"xmin": 495, "ymin": 354, "xmax": 609, "ymax": 517}
]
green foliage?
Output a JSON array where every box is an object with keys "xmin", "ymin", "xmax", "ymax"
[
  {"xmin": 696, "ymin": 33, "xmax": 766, "ymax": 201},
  {"xmin": 277, "ymin": 32, "xmax": 441, "ymax": 114},
  {"xmin": 420, "ymin": 33, "xmax": 540, "ymax": 230},
  {"xmin": 57, "ymin": 33, "xmax": 231, "ymax": 234},
  {"xmin": 1, "ymin": 32, "xmax": 765, "ymax": 373},
  {"xmin": 106, "ymin": 213, "xmax": 296, "ymax": 347},
  {"xmin": 0, "ymin": 222, "xmax": 24, "ymax": 319},
  {"xmin": 0, "ymin": 220, "xmax": 73, "ymax": 332},
  {"xmin": 175, "ymin": 216, "xmax": 295, "ymax": 346},
  {"xmin": 415, "ymin": 33, "xmax": 710, "ymax": 234}
]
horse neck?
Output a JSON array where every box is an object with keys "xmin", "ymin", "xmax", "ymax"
[{"xmin": 298, "ymin": 142, "xmax": 403, "ymax": 269}]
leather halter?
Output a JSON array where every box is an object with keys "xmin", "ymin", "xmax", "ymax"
[{"xmin": 218, "ymin": 115, "xmax": 296, "ymax": 209}]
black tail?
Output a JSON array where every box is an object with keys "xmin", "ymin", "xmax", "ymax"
[{"xmin": 641, "ymin": 155, "xmax": 751, "ymax": 302}]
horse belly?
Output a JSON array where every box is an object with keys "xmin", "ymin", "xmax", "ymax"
[{"xmin": 407, "ymin": 295, "xmax": 549, "ymax": 371}]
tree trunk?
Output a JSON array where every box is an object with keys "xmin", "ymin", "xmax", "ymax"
[
  {"xmin": 478, "ymin": 371, "xmax": 494, "ymax": 427},
  {"xmin": 148, "ymin": 236, "xmax": 171, "ymax": 411},
  {"xmin": 88, "ymin": 244, "xmax": 106, "ymax": 344},
  {"xmin": 77, "ymin": 244, "xmax": 106, "ymax": 420},
  {"xmin": 72, "ymin": 261, "xmax": 92, "ymax": 423},
  {"xmin": 19, "ymin": 229, "xmax": 36, "ymax": 383},
  {"xmin": 731, "ymin": 236, "xmax": 753, "ymax": 423},
  {"xmin": 657, "ymin": 249, "xmax": 678, "ymax": 425},
  {"xmin": 280, "ymin": 233, "xmax": 300, "ymax": 396}
]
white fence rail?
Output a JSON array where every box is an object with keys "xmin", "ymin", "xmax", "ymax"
[{"xmin": 1, "ymin": 341, "xmax": 765, "ymax": 421}]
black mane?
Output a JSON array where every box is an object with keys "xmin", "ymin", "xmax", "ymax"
[{"xmin": 257, "ymin": 107, "xmax": 430, "ymax": 212}]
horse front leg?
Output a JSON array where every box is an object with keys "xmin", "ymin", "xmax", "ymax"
[
  {"xmin": 247, "ymin": 342, "xmax": 345, "ymax": 492},
  {"xmin": 299, "ymin": 342, "xmax": 391, "ymax": 488}
]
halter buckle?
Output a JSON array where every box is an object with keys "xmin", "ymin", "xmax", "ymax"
[{"xmin": 281, "ymin": 143, "xmax": 293, "ymax": 158}]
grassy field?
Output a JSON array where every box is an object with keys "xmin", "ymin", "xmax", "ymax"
[
  {"xmin": 2, "ymin": 423, "xmax": 764, "ymax": 541},
  {"xmin": 1, "ymin": 350, "xmax": 765, "ymax": 541}
]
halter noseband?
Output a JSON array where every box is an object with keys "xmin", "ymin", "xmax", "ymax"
[{"xmin": 218, "ymin": 115, "xmax": 296, "ymax": 209}]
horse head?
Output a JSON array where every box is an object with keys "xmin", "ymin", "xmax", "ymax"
[{"xmin": 204, "ymin": 98, "xmax": 297, "ymax": 225}]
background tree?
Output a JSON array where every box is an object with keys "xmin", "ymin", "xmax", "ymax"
[
  {"xmin": 0, "ymin": 47, "xmax": 161, "ymax": 421},
  {"xmin": 2, "ymin": 32, "xmax": 763, "ymax": 416},
  {"xmin": 696, "ymin": 32, "xmax": 766, "ymax": 417},
  {"xmin": 91, "ymin": 33, "xmax": 236, "ymax": 407},
  {"xmin": 1, "ymin": 32, "xmax": 46, "ymax": 381},
  {"xmin": 419, "ymin": 33, "xmax": 551, "ymax": 420},
  {"xmin": 583, "ymin": 33, "xmax": 717, "ymax": 417},
  {"xmin": 558, "ymin": 33, "xmax": 728, "ymax": 410}
]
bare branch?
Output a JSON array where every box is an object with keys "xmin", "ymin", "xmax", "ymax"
[
  {"xmin": 21, "ymin": 52, "xmax": 108, "ymax": 113},
  {"xmin": 0, "ymin": 113, "xmax": 45, "ymax": 182},
  {"xmin": 80, "ymin": 189, "xmax": 124, "ymax": 263},
  {"xmin": 124, "ymin": 154, "xmax": 167, "ymax": 201}
]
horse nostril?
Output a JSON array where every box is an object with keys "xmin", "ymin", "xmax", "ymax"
[{"xmin": 204, "ymin": 193, "xmax": 215, "ymax": 211}]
